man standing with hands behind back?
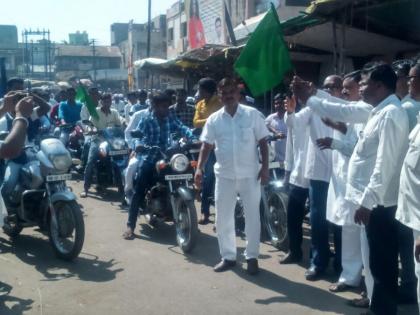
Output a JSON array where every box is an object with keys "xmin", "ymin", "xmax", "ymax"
[{"xmin": 195, "ymin": 78, "xmax": 269, "ymax": 275}]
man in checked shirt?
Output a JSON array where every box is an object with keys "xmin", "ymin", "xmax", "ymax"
[{"xmin": 123, "ymin": 92, "xmax": 196, "ymax": 240}]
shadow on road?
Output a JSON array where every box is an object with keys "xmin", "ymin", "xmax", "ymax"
[
  {"xmin": 0, "ymin": 236, "xmax": 123, "ymax": 282},
  {"xmin": 181, "ymin": 228, "xmax": 359, "ymax": 313},
  {"xmin": 0, "ymin": 281, "xmax": 33, "ymax": 315}
]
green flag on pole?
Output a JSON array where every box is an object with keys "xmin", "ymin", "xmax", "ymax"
[
  {"xmin": 234, "ymin": 3, "xmax": 292, "ymax": 97},
  {"xmin": 76, "ymin": 85, "xmax": 99, "ymax": 121}
]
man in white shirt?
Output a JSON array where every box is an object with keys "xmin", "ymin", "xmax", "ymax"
[
  {"xmin": 396, "ymin": 63, "xmax": 420, "ymax": 304},
  {"xmin": 81, "ymin": 93, "xmax": 122, "ymax": 198},
  {"xmin": 195, "ymin": 78, "xmax": 269, "ymax": 275},
  {"xmin": 285, "ymin": 76, "xmax": 340, "ymax": 281},
  {"xmin": 123, "ymin": 92, "xmax": 139, "ymax": 124},
  {"xmin": 312, "ymin": 71, "xmax": 372, "ymax": 301},
  {"xmin": 265, "ymin": 93, "xmax": 287, "ymax": 165},
  {"xmin": 299, "ymin": 63, "xmax": 409, "ymax": 315},
  {"xmin": 396, "ymin": 113, "xmax": 420, "ymax": 307},
  {"xmin": 279, "ymin": 97, "xmax": 310, "ymax": 265}
]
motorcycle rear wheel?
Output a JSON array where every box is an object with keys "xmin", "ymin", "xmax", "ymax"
[
  {"xmin": 263, "ymin": 191, "xmax": 288, "ymax": 250},
  {"xmin": 49, "ymin": 200, "xmax": 85, "ymax": 261},
  {"xmin": 174, "ymin": 198, "xmax": 198, "ymax": 253}
]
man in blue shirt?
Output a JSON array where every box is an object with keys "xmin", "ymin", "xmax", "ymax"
[
  {"xmin": 58, "ymin": 87, "xmax": 82, "ymax": 124},
  {"xmin": 123, "ymin": 92, "xmax": 195, "ymax": 239}
]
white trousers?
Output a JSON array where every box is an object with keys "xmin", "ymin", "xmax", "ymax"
[
  {"xmin": 215, "ymin": 176, "xmax": 261, "ymax": 261},
  {"xmin": 413, "ymin": 229, "xmax": 420, "ymax": 305},
  {"xmin": 124, "ymin": 156, "xmax": 140, "ymax": 192},
  {"xmin": 338, "ymin": 224, "xmax": 363, "ymax": 287},
  {"xmin": 361, "ymin": 226, "xmax": 374, "ymax": 301}
]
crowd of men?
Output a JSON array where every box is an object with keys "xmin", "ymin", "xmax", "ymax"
[{"xmin": 1, "ymin": 58, "xmax": 420, "ymax": 315}]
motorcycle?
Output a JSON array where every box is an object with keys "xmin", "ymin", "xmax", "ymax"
[
  {"xmin": 2, "ymin": 137, "xmax": 85, "ymax": 260},
  {"xmin": 132, "ymin": 131, "xmax": 199, "ymax": 253},
  {"xmin": 55, "ymin": 122, "xmax": 85, "ymax": 164},
  {"xmin": 260, "ymin": 135, "xmax": 289, "ymax": 250},
  {"xmin": 84, "ymin": 121, "xmax": 129, "ymax": 197}
]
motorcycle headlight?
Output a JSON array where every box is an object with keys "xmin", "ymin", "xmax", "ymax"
[
  {"xmin": 111, "ymin": 139, "xmax": 126, "ymax": 150},
  {"xmin": 52, "ymin": 154, "xmax": 72, "ymax": 171},
  {"xmin": 170, "ymin": 154, "xmax": 189, "ymax": 173}
]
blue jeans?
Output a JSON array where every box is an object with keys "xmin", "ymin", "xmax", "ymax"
[
  {"xmin": 127, "ymin": 161, "xmax": 156, "ymax": 230},
  {"xmin": 309, "ymin": 179, "xmax": 330, "ymax": 270},
  {"xmin": 201, "ymin": 151, "xmax": 215, "ymax": 217},
  {"xmin": 83, "ymin": 139, "xmax": 99, "ymax": 191},
  {"xmin": 1, "ymin": 161, "xmax": 22, "ymax": 206}
]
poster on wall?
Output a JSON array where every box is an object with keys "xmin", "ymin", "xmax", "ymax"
[{"xmin": 186, "ymin": 0, "xmax": 226, "ymax": 50}]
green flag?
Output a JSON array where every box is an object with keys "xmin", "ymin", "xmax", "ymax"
[
  {"xmin": 76, "ymin": 85, "xmax": 99, "ymax": 121},
  {"xmin": 234, "ymin": 4, "xmax": 292, "ymax": 97}
]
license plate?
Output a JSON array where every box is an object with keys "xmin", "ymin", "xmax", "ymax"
[
  {"xmin": 109, "ymin": 149, "xmax": 129, "ymax": 156},
  {"xmin": 165, "ymin": 174, "xmax": 193, "ymax": 181},
  {"xmin": 269, "ymin": 161, "xmax": 283, "ymax": 169},
  {"xmin": 46, "ymin": 173, "xmax": 72, "ymax": 182}
]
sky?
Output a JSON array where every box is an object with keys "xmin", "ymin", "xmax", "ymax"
[{"xmin": 2, "ymin": 0, "xmax": 177, "ymax": 45}]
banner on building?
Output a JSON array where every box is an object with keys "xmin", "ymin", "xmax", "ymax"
[{"xmin": 186, "ymin": 0, "xmax": 226, "ymax": 49}]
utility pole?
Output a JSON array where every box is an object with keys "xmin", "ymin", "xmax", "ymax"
[
  {"xmin": 91, "ymin": 39, "xmax": 97, "ymax": 84},
  {"xmin": 147, "ymin": 0, "xmax": 151, "ymax": 58}
]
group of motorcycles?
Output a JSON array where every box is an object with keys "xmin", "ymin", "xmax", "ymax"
[{"xmin": 1, "ymin": 118, "xmax": 290, "ymax": 260}]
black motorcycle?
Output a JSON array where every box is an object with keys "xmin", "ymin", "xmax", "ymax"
[
  {"xmin": 133, "ymin": 132, "xmax": 199, "ymax": 253},
  {"xmin": 84, "ymin": 121, "xmax": 129, "ymax": 197}
]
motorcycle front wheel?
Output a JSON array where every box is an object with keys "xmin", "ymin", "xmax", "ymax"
[
  {"xmin": 263, "ymin": 191, "xmax": 288, "ymax": 250},
  {"xmin": 49, "ymin": 200, "xmax": 85, "ymax": 261},
  {"xmin": 174, "ymin": 198, "xmax": 198, "ymax": 253}
]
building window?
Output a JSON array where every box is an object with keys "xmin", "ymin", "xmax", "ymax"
[
  {"xmin": 168, "ymin": 27, "xmax": 174, "ymax": 42},
  {"xmin": 181, "ymin": 22, "xmax": 187, "ymax": 38}
]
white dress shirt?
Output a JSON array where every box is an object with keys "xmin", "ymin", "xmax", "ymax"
[
  {"xmin": 124, "ymin": 108, "xmax": 149, "ymax": 149},
  {"xmin": 327, "ymin": 125, "xmax": 361, "ymax": 225},
  {"xmin": 201, "ymin": 104, "xmax": 269, "ymax": 180},
  {"xmin": 265, "ymin": 113, "xmax": 287, "ymax": 162},
  {"xmin": 396, "ymin": 115, "xmax": 420, "ymax": 231},
  {"xmin": 285, "ymin": 92, "xmax": 333, "ymax": 183},
  {"xmin": 284, "ymin": 110, "xmax": 309, "ymax": 188},
  {"xmin": 90, "ymin": 107, "xmax": 122, "ymax": 130},
  {"xmin": 308, "ymin": 91, "xmax": 366, "ymax": 224},
  {"xmin": 402, "ymin": 96, "xmax": 420, "ymax": 131}
]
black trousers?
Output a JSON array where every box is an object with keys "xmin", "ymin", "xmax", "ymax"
[
  {"xmin": 287, "ymin": 184, "xmax": 309, "ymax": 258},
  {"xmin": 366, "ymin": 205, "xmax": 399, "ymax": 315}
]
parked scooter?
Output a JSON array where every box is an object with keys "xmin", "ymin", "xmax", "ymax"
[
  {"xmin": 2, "ymin": 137, "xmax": 85, "ymax": 260},
  {"xmin": 132, "ymin": 130, "xmax": 200, "ymax": 253}
]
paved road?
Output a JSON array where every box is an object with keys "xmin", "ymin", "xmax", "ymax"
[{"xmin": 0, "ymin": 180, "xmax": 418, "ymax": 315}]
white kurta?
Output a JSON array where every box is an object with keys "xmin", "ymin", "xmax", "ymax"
[
  {"xmin": 326, "ymin": 123, "xmax": 362, "ymax": 226},
  {"xmin": 396, "ymin": 115, "xmax": 420, "ymax": 231}
]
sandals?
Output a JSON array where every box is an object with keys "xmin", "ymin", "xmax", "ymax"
[
  {"xmin": 329, "ymin": 282, "xmax": 350, "ymax": 292},
  {"xmin": 122, "ymin": 229, "xmax": 135, "ymax": 240},
  {"xmin": 198, "ymin": 217, "xmax": 211, "ymax": 225},
  {"xmin": 347, "ymin": 297, "xmax": 370, "ymax": 308}
]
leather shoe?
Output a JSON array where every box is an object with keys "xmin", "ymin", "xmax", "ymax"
[
  {"xmin": 279, "ymin": 252, "xmax": 302, "ymax": 265},
  {"xmin": 213, "ymin": 259, "xmax": 236, "ymax": 272},
  {"xmin": 247, "ymin": 258, "xmax": 259, "ymax": 275},
  {"xmin": 305, "ymin": 266, "xmax": 324, "ymax": 281}
]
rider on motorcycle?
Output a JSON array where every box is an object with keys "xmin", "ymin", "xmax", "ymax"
[
  {"xmin": 0, "ymin": 89, "xmax": 50, "ymax": 206},
  {"xmin": 81, "ymin": 93, "xmax": 123, "ymax": 198},
  {"xmin": 122, "ymin": 92, "xmax": 196, "ymax": 240},
  {"xmin": 58, "ymin": 87, "xmax": 82, "ymax": 125}
]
